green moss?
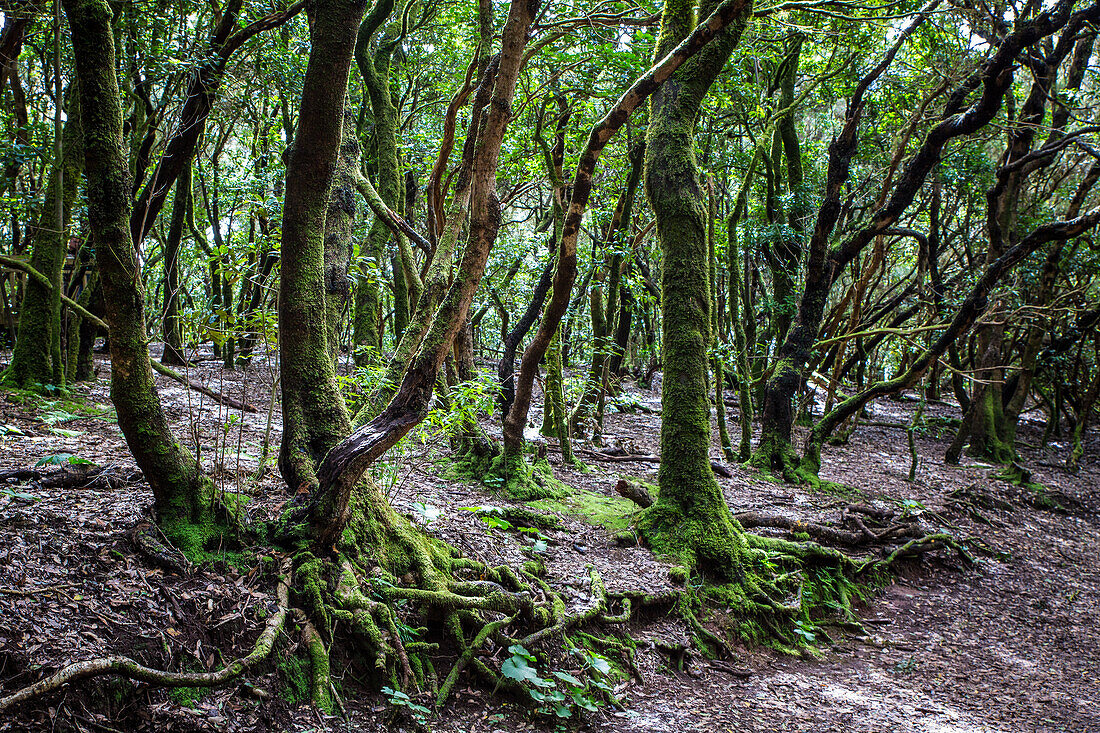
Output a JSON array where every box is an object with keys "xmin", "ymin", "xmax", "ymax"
[
  {"xmin": 159, "ymin": 489, "xmax": 249, "ymax": 566},
  {"xmin": 966, "ymin": 388, "xmax": 1016, "ymax": 465},
  {"xmin": 634, "ymin": 494, "xmax": 751, "ymax": 581},
  {"xmin": 168, "ymin": 685, "xmax": 206, "ymax": 708},
  {"xmin": 337, "ymin": 480, "xmax": 454, "ymax": 579},
  {"xmin": 277, "ymin": 652, "xmax": 311, "ymax": 705},
  {"xmin": 748, "ymin": 432, "xmax": 803, "ymax": 482},
  {"xmin": 296, "ymin": 554, "xmax": 332, "ymax": 632},
  {"xmin": 522, "ymin": 558, "xmax": 546, "ymax": 577},
  {"xmin": 528, "ymin": 489, "xmax": 641, "ymax": 532},
  {"xmin": 484, "ymin": 452, "xmax": 568, "ymax": 501}
]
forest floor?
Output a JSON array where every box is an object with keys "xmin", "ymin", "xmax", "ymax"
[{"xmin": 0, "ymin": 346, "xmax": 1098, "ymax": 733}]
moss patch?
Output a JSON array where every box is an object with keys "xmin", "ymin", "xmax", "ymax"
[
  {"xmin": 276, "ymin": 651, "xmax": 311, "ymax": 705},
  {"xmin": 529, "ymin": 488, "xmax": 647, "ymax": 532},
  {"xmin": 168, "ymin": 685, "xmax": 206, "ymax": 708}
]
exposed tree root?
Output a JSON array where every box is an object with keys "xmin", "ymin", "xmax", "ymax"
[
  {"xmin": 276, "ymin": 479, "xmax": 637, "ymax": 713},
  {"xmin": 131, "ymin": 524, "xmax": 191, "ymax": 573},
  {"xmin": 633, "ymin": 490, "xmax": 983, "ymax": 653},
  {"xmin": 735, "ymin": 509, "xmax": 926, "ymax": 547},
  {"xmin": 0, "ymin": 463, "xmax": 142, "ymax": 491},
  {"xmin": 0, "ymin": 561, "xmax": 291, "ymax": 712}
]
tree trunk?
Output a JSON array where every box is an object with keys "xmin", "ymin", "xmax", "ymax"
[
  {"xmin": 312, "ymin": 0, "xmax": 536, "ymax": 546},
  {"xmin": 324, "ymin": 110, "xmax": 360, "ymax": 363},
  {"xmin": 161, "ymin": 162, "xmax": 190, "ymax": 366},
  {"xmin": 4, "ymin": 90, "xmax": 82, "ymax": 389},
  {"xmin": 64, "ymin": 0, "xmax": 212, "ymax": 552},
  {"xmin": 277, "ymin": 0, "xmax": 363, "ymax": 494},
  {"xmin": 636, "ymin": 0, "xmax": 752, "ymax": 579}
]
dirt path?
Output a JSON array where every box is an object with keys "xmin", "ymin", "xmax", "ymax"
[{"xmin": 1, "ymin": 350, "xmax": 1097, "ymax": 732}]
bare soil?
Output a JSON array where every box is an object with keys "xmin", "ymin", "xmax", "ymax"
[{"xmin": 1, "ymin": 348, "xmax": 1097, "ymax": 733}]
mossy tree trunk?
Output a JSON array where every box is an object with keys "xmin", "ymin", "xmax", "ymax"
[
  {"xmin": 64, "ymin": 0, "xmax": 212, "ymax": 552},
  {"xmin": 5, "ymin": 89, "xmax": 82, "ymax": 389},
  {"xmin": 324, "ymin": 110, "xmax": 360, "ymax": 363},
  {"xmin": 636, "ymin": 0, "xmax": 753, "ymax": 579},
  {"xmin": 752, "ymin": 2, "xmax": 1070, "ymax": 479},
  {"xmin": 500, "ymin": 0, "xmax": 757, "ymax": 468},
  {"xmin": 709, "ymin": 174, "xmax": 735, "ymax": 462},
  {"xmin": 277, "ymin": 0, "xmax": 363, "ymax": 494},
  {"xmin": 352, "ymin": 0, "xmax": 421, "ymax": 362},
  {"xmin": 533, "ymin": 97, "xmax": 573, "ymax": 461},
  {"xmin": 727, "ymin": 147, "xmax": 760, "ymax": 460}
]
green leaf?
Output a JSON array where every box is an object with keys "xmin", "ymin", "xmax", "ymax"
[
  {"xmin": 481, "ymin": 515, "xmax": 513, "ymax": 531},
  {"xmin": 411, "ymin": 501, "xmax": 442, "ymax": 523},
  {"xmin": 35, "ymin": 453, "xmax": 72, "ymax": 467},
  {"xmin": 48, "ymin": 428, "xmax": 84, "ymax": 438},
  {"xmin": 551, "ymin": 670, "xmax": 582, "ymax": 686},
  {"xmin": 501, "ymin": 656, "xmax": 540, "ymax": 684},
  {"xmin": 572, "ymin": 692, "xmax": 599, "ymax": 711},
  {"xmin": 591, "ymin": 679, "xmax": 613, "ymax": 693},
  {"xmin": 2, "ymin": 487, "xmax": 41, "ymax": 501},
  {"xmin": 587, "ymin": 654, "xmax": 612, "ymax": 676},
  {"xmin": 40, "ymin": 409, "xmax": 80, "ymax": 425},
  {"xmin": 507, "ymin": 644, "xmax": 534, "ymax": 660}
]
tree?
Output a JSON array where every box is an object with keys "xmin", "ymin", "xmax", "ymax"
[
  {"xmin": 63, "ymin": 0, "xmax": 215, "ymax": 553},
  {"xmin": 3, "ymin": 89, "xmax": 81, "ymax": 388},
  {"xmin": 635, "ymin": 0, "xmax": 751, "ymax": 577}
]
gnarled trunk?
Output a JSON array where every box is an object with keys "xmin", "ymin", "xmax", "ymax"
[{"xmin": 277, "ymin": 0, "xmax": 362, "ymax": 493}]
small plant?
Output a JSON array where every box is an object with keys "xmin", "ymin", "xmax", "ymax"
[
  {"xmin": 1, "ymin": 486, "xmax": 40, "ymax": 502},
  {"xmin": 462, "ymin": 507, "xmax": 550, "ymax": 553},
  {"xmin": 792, "ymin": 619, "xmax": 817, "ymax": 643},
  {"xmin": 381, "ymin": 685, "xmax": 431, "ymax": 726},
  {"xmin": 500, "ymin": 643, "xmax": 616, "ymax": 719},
  {"xmin": 39, "ymin": 407, "xmax": 81, "ymax": 425},
  {"xmin": 410, "ymin": 501, "xmax": 442, "ymax": 524},
  {"xmin": 35, "ymin": 453, "xmax": 94, "ymax": 468}
]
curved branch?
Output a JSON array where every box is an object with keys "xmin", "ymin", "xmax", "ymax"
[{"xmin": 0, "ymin": 567, "xmax": 290, "ymax": 712}]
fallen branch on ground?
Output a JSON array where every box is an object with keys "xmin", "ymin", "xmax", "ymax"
[
  {"xmin": 0, "ymin": 562, "xmax": 291, "ymax": 712},
  {"xmin": 150, "ymin": 360, "xmax": 258, "ymax": 412}
]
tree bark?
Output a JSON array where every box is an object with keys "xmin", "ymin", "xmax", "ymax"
[
  {"xmin": 277, "ymin": 0, "xmax": 364, "ymax": 493},
  {"xmin": 160, "ymin": 162, "xmax": 190, "ymax": 366},
  {"xmin": 64, "ymin": 0, "xmax": 212, "ymax": 551},
  {"xmin": 636, "ymin": 0, "xmax": 753, "ymax": 579},
  {"xmin": 5, "ymin": 88, "xmax": 82, "ymax": 388},
  {"xmin": 311, "ymin": 0, "xmax": 536, "ymax": 546}
]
